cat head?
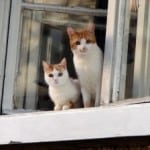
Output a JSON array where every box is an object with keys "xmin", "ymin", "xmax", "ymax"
[
  {"xmin": 67, "ymin": 23, "xmax": 96, "ymax": 56},
  {"xmin": 42, "ymin": 58, "xmax": 69, "ymax": 87}
]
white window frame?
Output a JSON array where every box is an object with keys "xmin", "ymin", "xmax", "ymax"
[
  {"xmin": 0, "ymin": 0, "xmax": 11, "ymax": 113},
  {"xmin": 2, "ymin": 0, "xmax": 22, "ymax": 111},
  {"xmin": 1, "ymin": 0, "xmax": 150, "ymax": 145}
]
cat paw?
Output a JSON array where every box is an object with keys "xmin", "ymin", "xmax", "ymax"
[
  {"xmin": 62, "ymin": 105, "xmax": 71, "ymax": 110},
  {"xmin": 100, "ymin": 99, "xmax": 110, "ymax": 106},
  {"xmin": 83, "ymin": 100, "xmax": 92, "ymax": 108},
  {"xmin": 54, "ymin": 105, "xmax": 62, "ymax": 111},
  {"xmin": 95, "ymin": 100, "xmax": 100, "ymax": 107}
]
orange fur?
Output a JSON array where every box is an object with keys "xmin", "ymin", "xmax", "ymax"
[
  {"xmin": 42, "ymin": 61, "xmax": 53, "ymax": 73},
  {"xmin": 67, "ymin": 23, "xmax": 96, "ymax": 51},
  {"xmin": 43, "ymin": 64, "xmax": 65, "ymax": 74},
  {"xmin": 69, "ymin": 30, "xmax": 96, "ymax": 50},
  {"xmin": 42, "ymin": 59, "xmax": 66, "ymax": 74}
]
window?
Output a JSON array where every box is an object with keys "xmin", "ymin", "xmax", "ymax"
[
  {"xmin": 1, "ymin": 0, "xmax": 150, "ymax": 113},
  {"xmin": 1, "ymin": 0, "xmax": 150, "ymax": 107},
  {"xmin": 0, "ymin": 0, "xmax": 150, "ymax": 145},
  {"xmin": 2, "ymin": 0, "xmax": 108, "ymax": 112}
]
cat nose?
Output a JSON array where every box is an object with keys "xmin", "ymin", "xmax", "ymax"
[
  {"xmin": 53, "ymin": 78, "xmax": 57, "ymax": 81},
  {"xmin": 80, "ymin": 47, "xmax": 87, "ymax": 52},
  {"xmin": 54, "ymin": 78, "xmax": 58, "ymax": 84}
]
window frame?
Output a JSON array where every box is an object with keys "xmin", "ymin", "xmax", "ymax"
[
  {"xmin": 2, "ymin": 0, "xmax": 22, "ymax": 111},
  {"xmin": 0, "ymin": 0, "xmax": 11, "ymax": 113}
]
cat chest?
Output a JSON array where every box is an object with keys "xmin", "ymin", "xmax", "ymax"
[
  {"xmin": 76, "ymin": 61, "xmax": 100, "ymax": 78},
  {"xmin": 74, "ymin": 59, "xmax": 101, "ymax": 92},
  {"xmin": 77, "ymin": 66, "xmax": 99, "ymax": 89},
  {"xmin": 49, "ymin": 86, "xmax": 78, "ymax": 103}
]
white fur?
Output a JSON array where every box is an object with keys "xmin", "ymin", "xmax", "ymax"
[
  {"xmin": 44, "ymin": 69, "xmax": 81, "ymax": 110},
  {"xmin": 72, "ymin": 39, "xmax": 103, "ymax": 107}
]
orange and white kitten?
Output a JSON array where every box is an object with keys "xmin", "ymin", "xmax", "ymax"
[
  {"xmin": 42, "ymin": 58, "xmax": 81, "ymax": 110},
  {"xmin": 67, "ymin": 23, "xmax": 103, "ymax": 107}
]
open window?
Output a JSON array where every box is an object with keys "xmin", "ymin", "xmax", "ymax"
[
  {"xmin": 1, "ymin": 0, "xmax": 150, "ymax": 113},
  {"xmin": 2, "ymin": 0, "xmax": 150, "ymax": 112},
  {"xmin": 0, "ymin": 0, "xmax": 150, "ymax": 145},
  {"xmin": 2, "ymin": 0, "xmax": 108, "ymax": 112}
]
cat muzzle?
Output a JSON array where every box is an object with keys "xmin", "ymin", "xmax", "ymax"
[
  {"xmin": 79, "ymin": 47, "xmax": 87, "ymax": 53},
  {"xmin": 53, "ymin": 79, "xmax": 59, "ymax": 84}
]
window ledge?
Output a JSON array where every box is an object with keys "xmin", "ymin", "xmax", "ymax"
[{"xmin": 0, "ymin": 102, "xmax": 150, "ymax": 145}]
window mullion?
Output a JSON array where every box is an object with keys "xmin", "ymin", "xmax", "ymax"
[
  {"xmin": 0, "ymin": 0, "xmax": 11, "ymax": 114},
  {"xmin": 112, "ymin": 0, "xmax": 130, "ymax": 102},
  {"xmin": 100, "ymin": 0, "xmax": 119, "ymax": 105},
  {"xmin": 21, "ymin": 2, "xmax": 107, "ymax": 17},
  {"xmin": 2, "ymin": 0, "xmax": 22, "ymax": 112}
]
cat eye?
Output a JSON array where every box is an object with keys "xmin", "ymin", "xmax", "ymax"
[
  {"xmin": 48, "ymin": 74, "xmax": 53, "ymax": 77},
  {"xmin": 58, "ymin": 72, "xmax": 63, "ymax": 77},
  {"xmin": 75, "ymin": 41, "xmax": 80, "ymax": 45},
  {"xmin": 86, "ymin": 39, "xmax": 91, "ymax": 44}
]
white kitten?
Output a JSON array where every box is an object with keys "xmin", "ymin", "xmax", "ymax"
[
  {"xmin": 42, "ymin": 58, "xmax": 81, "ymax": 110},
  {"xmin": 67, "ymin": 23, "xmax": 103, "ymax": 107}
]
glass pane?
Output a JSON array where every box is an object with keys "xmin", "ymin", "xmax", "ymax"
[
  {"xmin": 24, "ymin": 0, "xmax": 97, "ymax": 9},
  {"xmin": 125, "ymin": 0, "xmax": 150, "ymax": 99},
  {"xmin": 125, "ymin": 9, "xmax": 137, "ymax": 99},
  {"xmin": 14, "ymin": 4, "xmax": 107, "ymax": 110},
  {"xmin": 131, "ymin": 0, "xmax": 150, "ymax": 99}
]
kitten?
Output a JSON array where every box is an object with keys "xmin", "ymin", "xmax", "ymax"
[
  {"xmin": 67, "ymin": 23, "xmax": 103, "ymax": 107},
  {"xmin": 42, "ymin": 58, "xmax": 81, "ymax": 110}
]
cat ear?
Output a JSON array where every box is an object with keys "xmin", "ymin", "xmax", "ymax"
[
  {"xmin": 60, "ymin": 58, "xmax": 67, "ymax": 69},
  {"xmin": 86, "ymin": 22, "xmax": 95, "ymax": 33},
  {"xmin": 42, "ymin": 61, "xmax": 53, "ymax": 72},
  {"xmin": 67, "ymin": 27, "xmax": 75, "ymax": 38}
]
